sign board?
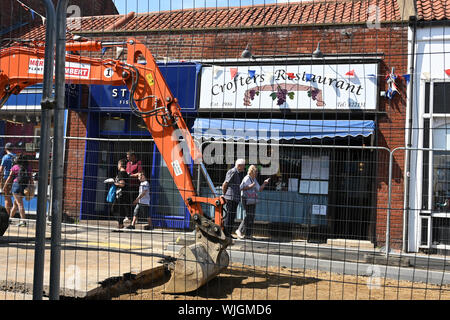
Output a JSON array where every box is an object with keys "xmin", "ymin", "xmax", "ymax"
[
  {"xmin": 28, "ymin": 58, "xmax": 91, "ymax": 79},
  {"xmin": 89, "ymin": 62, "xmax": 200, "ymax": 113},
  {"xmin": 199, "ymin": 64, "xmax": 378, "ymax": 111}
]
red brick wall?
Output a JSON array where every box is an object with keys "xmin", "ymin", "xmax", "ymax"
[
  {"xmin": 63, "ymin": 110, "xmax": 87, "ymax": 217},
  {"xmin": 71, "ymin": 23, "xmax": 408, "ymax": 247}
]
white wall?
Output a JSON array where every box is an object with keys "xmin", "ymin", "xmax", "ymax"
[{"xmin": 408, "ymin": 25, "xmax": 450, "ymax": 252}]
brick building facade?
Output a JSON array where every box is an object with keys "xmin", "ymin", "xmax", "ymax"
[{"xmin": 9, "ymin": 0, "xmax": 411, "ymax": 248}]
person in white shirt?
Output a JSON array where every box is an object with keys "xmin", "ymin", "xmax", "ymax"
[
  {"xmin": 127, "ymin": 172, "xmax": 153, "ymax": 230},
  {"xmin": 236, "ymin": 165, "xmax": 270, "ymax": 239}
]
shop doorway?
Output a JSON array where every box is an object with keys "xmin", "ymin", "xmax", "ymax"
[
  {"xmin": 93, "ymin": 137, "xmax": 154, "ymax": 217},
  {"xmin": 329, "ymin": 149, "xmax": 376, "ymax": 241}
]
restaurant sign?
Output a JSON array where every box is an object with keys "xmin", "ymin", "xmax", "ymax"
[{"xmin": 199, "ymin": 64, "xmax": 378, "ymax": 111}]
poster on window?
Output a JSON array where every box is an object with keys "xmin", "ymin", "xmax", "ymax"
[{"xmin": 301, "ymin": 155, "xmax": 329, "ymax": 180}]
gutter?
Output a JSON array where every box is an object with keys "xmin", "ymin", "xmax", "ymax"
[{"xmin": 72, "ymin": 20, "xmax": 407, "ymax": 36}]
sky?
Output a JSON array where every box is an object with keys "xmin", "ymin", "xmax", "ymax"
[{"xmin": 113, "ymin": 0, "xmax": 303, "ymax": 14}]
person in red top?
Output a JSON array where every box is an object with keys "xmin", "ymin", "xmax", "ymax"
[{"xmin": 125, "ymin": 150, "xmax": 143, "ymax": 223}]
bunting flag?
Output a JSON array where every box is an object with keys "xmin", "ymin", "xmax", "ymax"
[
  {"xmin": 248, "ymin": 70, "xmax": 256, "ymax": 78},
  {"xmin": 445, "ymin": 69, "xmax": 450, "ymax": 76},
  {"xmin": 101, "ymin": 47, "xmax": 111, "ymax": 55},
  {"xmin": 345, "ymin": 70, "xmax": 355, "ymax": 77},
  {"xmin": 402, "ymin": 74, "xmax": 411, "ymax": 84},
  {"xmin": 16, "ymin": 0, "xmax": 43, "ymax": 23},
  {"xmin": 230, "ymin": 67, "xmax": 238, "ymax": 79},
  {"xmin": 286, "ymin": 72, "xmax": 295, "ymax": 80},
  {"xmin": 19, "ymin": 2, "xmax": 29, "ymax": 11},
  {"xmin": 266, "ymin": 72, "xmax": 275, "ymax": 82},
  {"xmin": 385, "ymin": 72, "xmax": 399, "ymax": 99},
  {"xmin": 212, "ymin": 66, "xmax": 220, "ymax": 77},
  {"xmin": 305, "ymin": 73, "xmax": 313, "ymax": 81}
]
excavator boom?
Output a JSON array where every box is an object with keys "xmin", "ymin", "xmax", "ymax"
[{"xmin": 0, "ymin": 38, "xmax": 231, "ymax": 293}]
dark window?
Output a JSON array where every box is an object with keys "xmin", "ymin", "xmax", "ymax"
[
  {"xmin": 420, "ymin": 217, "xmax": 429, "ymax": 246},
  {"xmin": 423, "ymin": 119, "xmax": 430, "ymax": 148},
  {"xmin": 432, "ymin": 82, "xmax": 450, "ymax": 114},
  {"xmin": 425, "ymin": 82, "xmax": 430, "ymax": 114},
  {"xmin": 432, "ymin": 217, "xmax": 450, "ymax": 245}
]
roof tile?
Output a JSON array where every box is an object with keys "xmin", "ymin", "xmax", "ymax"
[
  {"xmin": 417, "ymin": 0, "xmax": 450, "ymax": 21},
  {"xmin": 6, "ymin": 0, "xmax": 405, "ymax": 41}
]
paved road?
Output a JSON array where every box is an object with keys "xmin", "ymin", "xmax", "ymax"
[{"xmin": 1, "ymin": 217, "xmax": 450, "ymax": 299}]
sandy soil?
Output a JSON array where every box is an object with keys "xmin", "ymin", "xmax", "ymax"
[{"xmin": 114, "ymin": 263, "xmax": 450, "ymax": 300}]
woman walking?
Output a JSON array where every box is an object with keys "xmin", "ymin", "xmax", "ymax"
[
  {"xmin": 111, "ymin": 159, "xmax": 131, "ymax": 230},
  {"xmin": 236, "ymin": 165, "xmax": 270, "ymax": 239},
  {"xmin": 4, "ymin": 154, "xmax": 30, "ymax": 227}
]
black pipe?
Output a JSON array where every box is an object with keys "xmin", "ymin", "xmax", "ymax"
[
  {"xmin": 49, "ymin": 0, "xmax": 69, "ymax": 300},
  {"xmin": 404, "ymin": 15, "xmax": 417, "ymax": 253},
  {"xmin": 33, "ymin": 0, "xmax": 56, "ymax": 301}
]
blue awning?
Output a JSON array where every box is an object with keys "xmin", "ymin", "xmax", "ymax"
[{"xmin": 192, "ymin": 119, "xmax": 375, "ymax": 141}]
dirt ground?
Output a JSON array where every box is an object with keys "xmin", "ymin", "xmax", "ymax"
[{"xmin": 114, "ymin": 263, "xmax": 450, "ymax": 300}]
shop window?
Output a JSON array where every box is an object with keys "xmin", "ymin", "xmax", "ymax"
[
  {"xmin": 101, "ymin": 117, "xmax": 126, "ymax": 133},
  {"xmin": 432, "ymin": 124, "xmax": 450, "ymax": 212},
  {"xmin": 100, "ymin": 114, "xmax": 151, "ymax": 135},
  {"xmin": 34, "ymin": 126, "xmax": 53, "ymax": 152},
  {"xmin": 422, "ymin": 120, "xmax": 430, "ymax": 210},
  {"xmin": 128, "ymin": 115, "xmax": 150, "ymax": 134},
  {"xmin": 432, "ymin": 217, "xmax": 450, "ymax": 245},
  {"xmin": 299, "ymin": 155, "xmax": 329, "ymax": 195},
  {"xmin": 420, "ymin": 216, "xmax": 431, "ymax": 248},
  {"xmin": 432, "ymin": 151, "xmax": 450, "ymax": 211},
  {"xmin": 432, "ymin": 82, "xmax": 450, "ymax": 114},
  {"xmin": 422, "ymin": 81, "xmax": 450, "ymax": 248}
]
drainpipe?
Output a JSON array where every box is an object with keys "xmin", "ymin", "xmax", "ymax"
[{"xmin": 403, "ymin": 15, "xmax": 417, "ymax": 252}]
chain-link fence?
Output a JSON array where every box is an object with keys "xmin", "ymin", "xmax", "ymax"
[{"xmin": 0, "ymin": 0, "xmax": 449, "ymax": 302}]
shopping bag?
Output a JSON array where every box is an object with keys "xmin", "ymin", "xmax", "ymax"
[{"xmin": 106, "ymin": 184, "xmax": 116, "ymax": 203}]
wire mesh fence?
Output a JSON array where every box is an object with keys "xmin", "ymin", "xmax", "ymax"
[{"xmin": 0, "ymin": 0, "xmax": 449, "ymax": 302}]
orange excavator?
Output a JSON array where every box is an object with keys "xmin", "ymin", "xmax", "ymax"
[{"xmin": 0, "ymin": 38, "xmax": 231, "ymax": 293}]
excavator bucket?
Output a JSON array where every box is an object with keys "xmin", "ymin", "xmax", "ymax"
[
  {"xmin": 164, "ymin": 242, "xmax": 229, "ymax": 293},
  {"xmin": 164, "ymin": 216, "xmax": 231, "ymax": 293}
]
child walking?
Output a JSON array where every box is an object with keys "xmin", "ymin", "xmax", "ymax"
[{"xmin": 127, "ymin": 172, "xmax": 153, "ymax": 230}]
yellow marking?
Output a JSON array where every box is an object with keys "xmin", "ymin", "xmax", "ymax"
[
  {"xmin": 77, "ymin": 241, "xmax": 143, "ymax": 250},
  {"xmin": 146, "ymin": 73, "xmax": 154, "ymax": 86}
]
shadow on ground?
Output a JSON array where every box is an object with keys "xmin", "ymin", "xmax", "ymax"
[{"xmin": 162, "ymin": 265, "xmax": 321, "ymax": 299}]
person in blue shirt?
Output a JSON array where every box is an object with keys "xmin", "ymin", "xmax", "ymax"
[{"xmin": 0, "ymin": 143, "xmax": 17, "ymax": 215}]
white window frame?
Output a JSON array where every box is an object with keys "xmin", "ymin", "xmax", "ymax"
[
  {"xmin": 419, "ymin": 215, "xmax": 432, "ymax": 249},
  {"xmin": 421, "ymin": 79, "xmax": 450, "ymax": 249}
]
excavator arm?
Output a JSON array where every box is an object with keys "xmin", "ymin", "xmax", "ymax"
[{"xmin": 0, "ymin": 38, "xmax": 231, "ymax": 293}]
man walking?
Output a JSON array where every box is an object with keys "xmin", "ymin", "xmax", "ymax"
[
  {"xmin": 222, "ymin": 158, "xmax": 245, "ymax": 237},
  {"xmin": 0, "ymin": 143, "xmax": 16, "ymax": 215}
]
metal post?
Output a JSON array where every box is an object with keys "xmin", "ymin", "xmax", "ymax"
[
  {"xmin": 33, "ymin": 0, "xmax": 56, "ymax": 300},
  {"xmin": 49, "ymin": 0, "xmax": 69, "ymax": 300},
  {"xmin": 386, "ymin": 150, "xmax": 394, "ymax": 258}
]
